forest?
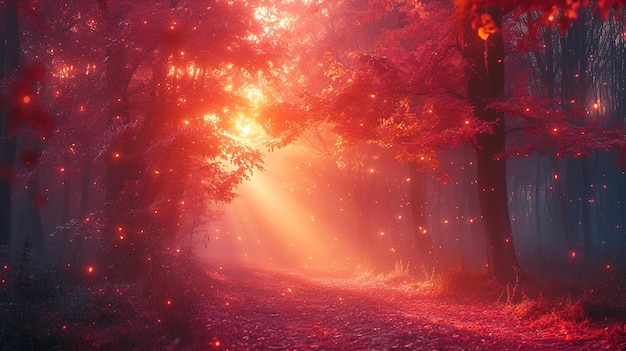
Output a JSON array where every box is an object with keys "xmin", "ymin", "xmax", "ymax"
[{"xmin": 1, "ymin": 0, "xmax": 626, "ymax": 349}]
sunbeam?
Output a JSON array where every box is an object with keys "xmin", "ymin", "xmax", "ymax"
[{"xmin": 203, "ymin": 145, "xmax": 358, "ymax": 271}]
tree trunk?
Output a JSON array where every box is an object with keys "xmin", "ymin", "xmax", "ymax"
[
  {"xmin": 61, "ymin": 154, "xmax": 71, "ymax": 246},
  {"xmin": 0, "ymin": 0, "xmax": 19, "ymax": 258},
  {"xmin": 408, "ymin": 164, "xmax": 434, "ymax": 268},
  {"xmin": 72, "ymin": 151, "xmax": 92, "ymax": 264},
  {"xmin": 463, "ymin": 7, "xmax": 520, "ymax": 283}
]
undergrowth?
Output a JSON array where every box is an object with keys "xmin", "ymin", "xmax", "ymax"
[
  {"xmin": 0, "ymin": 239, "xmax": 211, "ymax": 350},
  {"xmin": 423, "ymin": 262, "xmax": 626, "ymax": 339}
]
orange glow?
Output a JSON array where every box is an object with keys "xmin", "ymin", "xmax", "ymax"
[
  {"xmin": 87, "ymin": 266, "xmax": 94, "ymax": 273},
  {"xmin": 22, "ymin": 96, "xmax": 31, "ymax": 104},
  {"xmin": 202, "ymin": 145, "xmax": 357, "ymax": 270},
  {"xmin": 114, "ymin": 152, "xmax": 121, "ymax": 158}
]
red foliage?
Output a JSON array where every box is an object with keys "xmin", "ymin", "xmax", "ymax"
[
  {"xmin": 271, "ymin": 1, "xmax": 488, "ymax": 172},
  {"xmin": 458, "ymin": 0, "xmax": 625, "ymax": 29}
]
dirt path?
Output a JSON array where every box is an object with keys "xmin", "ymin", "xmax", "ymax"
[{"xmin": 200, "ymin": 262, "xmax": 624, "ymax": 350}]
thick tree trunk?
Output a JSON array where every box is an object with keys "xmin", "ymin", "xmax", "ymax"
[
  {"xmin": 0, "ymin": 0, "xmax": 19, "ymax": 258},
  {"xmin": 463, "ymin": 7, "xmax": 520, "ymax": 283}
]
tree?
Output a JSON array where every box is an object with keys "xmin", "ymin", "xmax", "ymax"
[
  {"xmin": 0, "ymin": 0, "xmax": 19, "ymax": 259},
  {"xmin": 90, "ymin": 0, "xmax": 277, "ymax": 280},
  {"xmin": 5, "ymin": 0, "xmax": 280, "ymax": 283},
  {"xmin": 261, "ymin": 0, "xmax": 487, "ymax": 272},
  {"xmin": 265, "ymin": 0, "xmax": 626, "ymax": 283},
  {"xmin": 460, "ymin": 6, "xmax": 520, "ymax": 282},
  {"xmin": 454, "ymin": 0, "xmax": 626, "ymax": 281}
]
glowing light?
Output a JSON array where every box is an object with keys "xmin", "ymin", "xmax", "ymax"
[
  {"xmin": 119, "ymin": 235, "xmax": 124, "ymax": 240},
  {"xmin": 464, "ymin": 120, "xmax": 470, "ymax": 125},
  {"xmin": 236, "ymin": 118, "xmax": 252, "ymax": 137},
  {"xmin": 166, "ymin": 300, "xmax": 172, "ymax": 305},
  {"xmin": 114, "ymin": 152, "xmax": 121, "ymax": 158},
  {"xmin": 23, "ymin": 96, "xmax": 31, "ymax": 104},
  {"xmin": 570, "ymin": 251, "xmax": 576, "ymax": 258},
  {"xmin": 87, "ymin": 266, "xmax": 94, "ymax": 273},
  {"xmin": 204, "ymin": 113, "xmax": 219, "ymax": 124},
  {"xmin": 554, "ymin": 174, "xmax": 559, "ymax": 180}
]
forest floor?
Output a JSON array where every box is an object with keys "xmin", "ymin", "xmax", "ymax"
[
  {"xmin": 3, "ymin": 258, "xmax": 625, "ymax": 350},
  {"xmin": 198, "ymin": 261, "xmax": 626, "ymax": 350}
]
